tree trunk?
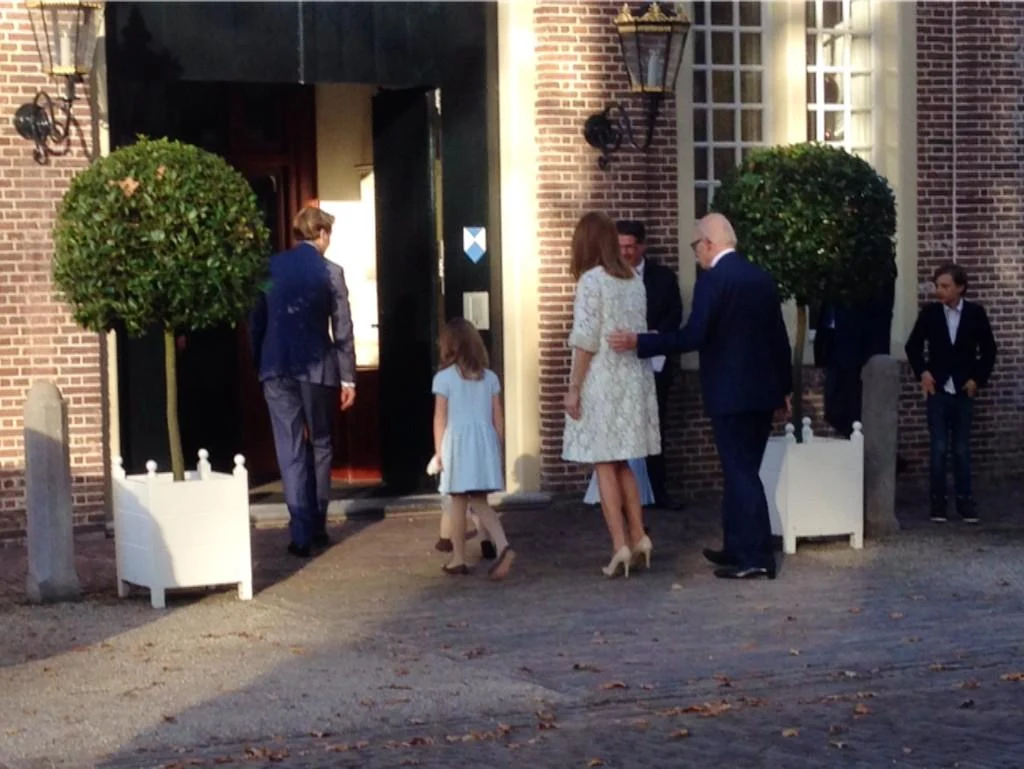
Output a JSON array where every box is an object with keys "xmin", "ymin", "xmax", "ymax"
[
  {"xmin": 792, "ymin": 304, "xmax": 808, "ymax": 443},
  {"xmin": 164, "ymin": 327, "xmax": 185, "ymax": 481}
]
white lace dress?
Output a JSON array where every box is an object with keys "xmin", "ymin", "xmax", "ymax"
[{"xmin": 562, "ymin": 266, "xmax": 660, "ymax": 463}]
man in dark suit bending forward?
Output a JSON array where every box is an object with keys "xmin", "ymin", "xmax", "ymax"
[{"xmin": 609, "ymin": 213, "xmax": 792, "ymax": 579}]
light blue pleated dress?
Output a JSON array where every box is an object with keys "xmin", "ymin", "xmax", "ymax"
[
  {"xmin": 583, "ymin": 458, "xmax": 655, "ymax": 506},
  {"xmin": 432, "ymin": 366, "xmax": 504, "ymax": 494}
]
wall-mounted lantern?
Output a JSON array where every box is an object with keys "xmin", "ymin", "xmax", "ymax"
[
  {"xmin": 12, "ymin": 0, "xmax": 103, "ymax": 164},
  {"xmin": 583, "ymin": 2, "xmax": 690, "ymax": 170}
]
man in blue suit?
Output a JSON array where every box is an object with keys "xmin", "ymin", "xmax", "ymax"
[
  {"xmin": 609, "ymin": 213, "xmax": 792, "ymax": 579},
  {"xmin": 250, "ymin": 206, "xmax": 357, "ymax": 558}
]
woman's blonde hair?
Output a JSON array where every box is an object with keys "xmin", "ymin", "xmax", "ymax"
[
  {"xmin": 292, "ymin": 206, "xmax": 335, "ymax": 242},
  {"xmin": 570, "ymin": 211, "xmax": 633, "ymax": 281},
  {"xmin": 439, "ymin": 317, "xmax": 489, "ymax": 381}
]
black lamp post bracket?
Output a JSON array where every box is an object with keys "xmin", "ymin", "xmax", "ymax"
[{"xmin": 583, "ymin": 93, "xmax": 664, "ymax": 170}]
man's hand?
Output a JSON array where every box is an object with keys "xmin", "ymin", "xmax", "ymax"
[
  {"xmin": 920, "ymin": 371, "xmax": 936, "ymax": 396},
  {"xmin": 963, "ymin": 379, "xmax": 978, "ymax": 398},
  {"xmin": 775, "ymin": 394, "xmax": 792, "ymax": 422},
  {"xmin": 607, "ymin": 330, "xmax": 638, "ymax": 352},
  {"xmin": 340, "ymin": 386, "xmax": 356, "ymax": 411},
  {"xmin": 564, "ymin": 385, "xmax": 581, "ymax": 421}
]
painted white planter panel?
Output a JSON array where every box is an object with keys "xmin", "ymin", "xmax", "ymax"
[
  {"xmin": 758, "ymin": 420, "xmax": 864, "ymax": 555},
  {"xmin": 113, "ymin": 451, "xmax": 253, "ymax": 608}
]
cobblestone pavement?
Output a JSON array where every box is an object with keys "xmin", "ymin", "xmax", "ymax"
[{"xmin": 2, "ymin": 489, "xmax": 1024, "ymax": 769}]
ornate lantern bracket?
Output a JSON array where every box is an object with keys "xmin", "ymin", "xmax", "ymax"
[
  {"xmin": 582, "ymin": 2, "xmax": 691, "ymax": 170},
  {"xmin": 12, "ymin": 0, "xmax": 103, "ymax": 164}
]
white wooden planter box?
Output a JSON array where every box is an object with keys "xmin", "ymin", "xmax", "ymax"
[
  {"xmin": 758, "ymin": 419, "xmax": 864, "ymax": 555},
  {"xmin": 112, "ymin": 450, "xmax": 253, "ymax": 609}
]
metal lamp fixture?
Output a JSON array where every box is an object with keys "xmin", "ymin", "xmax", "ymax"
[
  {"xmin": 12, "ymin": 0, "xmax": 103, "ymax": 164},
  {"xmin": 583, "ymin": 2, "xmax": 690, "ymax": 169}
]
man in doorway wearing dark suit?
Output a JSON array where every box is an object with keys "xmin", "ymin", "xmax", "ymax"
[
  {"xmin": 609, "ymin": 213, "xmax": 792, "ymax": 579},
  {"xmin": 905, "ymin": 262, "xmax": 996, "ymax": 524},
  {"xmin": 616, "ymin": 220, "xmax": 684, "ymax": 509},
  {"xmin": 250, "ymin": 206, "xmax": 357, "ymax": 558}
]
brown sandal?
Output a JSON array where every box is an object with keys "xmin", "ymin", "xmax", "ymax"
[{"xmin": 487, "ymin": 548, "xmax": 516, "ymax": 580}]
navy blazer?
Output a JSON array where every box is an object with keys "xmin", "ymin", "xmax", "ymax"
[
  {"xmin": 904, "ymin": 300, "xmax": 996, "ymax": 392},
  {"xmin": 636, "ymin": 251, "xmax": 792, "ymax": 417},
  {"xmin": 642, "ymin": 259, "xmax": 683, "ymax": 336},
  {"xmin": 249, "ymin": 242, "xmax": 356, "ymax": 386}
]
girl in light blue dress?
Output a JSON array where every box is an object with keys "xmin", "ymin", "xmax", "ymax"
[{"xmin": 432, "ymin": 318, "xmax": 515, "ymax": 579}]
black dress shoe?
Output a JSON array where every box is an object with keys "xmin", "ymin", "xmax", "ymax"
[
  {"xmin": 312, "ymin": 532, "xmax": 332, "ymax": 548},
  {"xmin": 702, "ymin": 548, "xmax": 739, "ymax": 567},
  {"xmin": 287, "ymin": 542, "xmax": 312, "ymax": 558},
  {"xmin": 714, "ymin": 565, "xmax": 773, "ymax": 580},
  {"xmin": 480, "ymin": 539, "xmax": 497, "ymax": 560}
]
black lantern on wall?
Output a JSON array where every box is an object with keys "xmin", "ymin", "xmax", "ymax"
[
  {"xmin": 583, "ymin": 2, "xmax": 690, "ymax": 169},
  {"xmin": 12, "ymin": 0, "xmax": 103, "ymax": 164}
]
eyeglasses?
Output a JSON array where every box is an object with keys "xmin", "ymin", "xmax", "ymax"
[{"xmin": 689, "ymin": 238, "xmax": 704, "ymax": 251}]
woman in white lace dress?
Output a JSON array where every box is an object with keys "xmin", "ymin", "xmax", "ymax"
[{"xmin": 562, "ymin": 212, "xmax": 660, "ymax": 578}]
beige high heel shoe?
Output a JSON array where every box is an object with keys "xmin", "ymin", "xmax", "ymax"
[
  {"xmin": 631, "ymin": 535, "xmax": 653, "ymax": 570},
  {"xmin": 602, "ymin": 545, "xmax": 633, "ymax": 578}
]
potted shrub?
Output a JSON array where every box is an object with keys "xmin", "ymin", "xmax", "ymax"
[
  {"xmin": 712, "ymin": 143, "xmax": 896, "ymax": 552},
  {"xmin": 53, "ymin": 137, "xmax": 270, "ymax": 607}
]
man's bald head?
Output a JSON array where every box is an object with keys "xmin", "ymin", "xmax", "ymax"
[{"xmin": 692, "ymin": 213, "xmax": 738, "ymax": 269}]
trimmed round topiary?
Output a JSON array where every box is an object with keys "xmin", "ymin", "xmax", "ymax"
[
  {"xmin": 53, "ymin": 137, "xmax": 271, "ymax": 479},
  {"xmin": 712, "ymin": 143, "xmax": 896, "ymax": 435}
]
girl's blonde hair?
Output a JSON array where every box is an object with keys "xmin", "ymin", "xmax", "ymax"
[
  {"xmin": 570, "ymin": 211, "xmax": 633, "ymax": 281},
  {"xmin": 439, "ymin": 317, "xmax": 489, "ymax": 381}
]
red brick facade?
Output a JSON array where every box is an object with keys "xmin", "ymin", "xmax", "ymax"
[{"xmin": 0, "ymin": 1, "xmax": 105, "ymax": 537}]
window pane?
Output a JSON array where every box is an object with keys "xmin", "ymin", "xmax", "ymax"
[
  {"xmin": 848, "ymin": 110, "xmax": 871, "ymax": 145},
  {"xmin": 713, "ymin": 147, "xmax": 737, "ymax": 179},
  {"xmin": 695, "ymin": 186, "xmax": 709, "ymax": 218},
  {"xmin": 806, "ymin": 72, "xmax": 817, "ymax": 103},
  {"xmin": 824, "ymin": 111, "xmax": 843, "ymax": 141},
  {"xmin": 851, "ymin": 0, "xmax": 871, "ymax": 30},
  {"xmin": 807, "ymin": 110, "xmax": 818, "ymax": 141},
  {"xmin": 851, "ymin": 35, "xmax": 871, "ymax": 70},
  {"xmin": 711, "ymin": 70, "xmax": 734, "ymax": 102},
  {"xmin": 741, "ymin": 109, "xmax": 762, "ymax": 142},
  {"xmin": 739, "ymin": 32, "xmax": 761, "ymax": 65},
  {"xmin": 692, "ymin": 0, "xmax": 706, "ymax": 26},
  {"xmin": 805, "ymin": 0, "xmax": 816, "ymax": 27},
  {"xmin": 806, "ymin": 34, "xmax": 817, "ymax": 65},
  {"xmin": 693, "ymin": 108, "xmax": 708, "ymax": 142},
  {"xmin": 850, "ymin": 72, "xmax": 870, "ymax": 108},
  {"xmin": 713, "ymin": 109, "xmax": 736, "ymax": 140},
  {"xmin": 741, "ymin": 146, "xmax": 755, "ymax": 161},
  {"xmin": 824, "ymin": 73, "xmax": 842, "ymax": 104},
  {"xmin": 694, "ymin": 146, "xmax": 709, "ymax": 179},
  {"xmin": 739, "ymin": 1, "xmax": 761, "ymax": 26},
  {"xmin": 822, "ymin": 0, "xmax": 844, "ymax": 28},
  {"xmin": 693, "ymin": 70, "xmax": 708, "ymax": 103},
  {"xmin": 741, "ymin": 71, "xmax": 762, "ymax": 103},
  {"xmin": 710, "ymin": 0, "xmax": 733, "ymax": 25},
  {"xmin": 711, "ymin": 31, "xmax": 734, "ymax": 64},
  {"xmin": 694, "ymin": 31, "xmax": 707, "ymax": 64}
]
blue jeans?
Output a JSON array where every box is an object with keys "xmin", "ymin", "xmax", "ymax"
[{"xmin": 926, "ymin": 391, "xmax": 974, "ymax": 504}]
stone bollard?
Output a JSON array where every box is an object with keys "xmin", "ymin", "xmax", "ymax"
[
  {"xmin": 24, "ymin": 381, "xmax": 81, "ymax": 603},
  {"xmin": 861, "ymin": 354, "xmax": 901, "ymax": 537}
]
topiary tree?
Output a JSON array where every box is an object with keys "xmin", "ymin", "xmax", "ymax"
[
  {"xmin": 53, "ymin": 137, "xmax": 271, "ymax": 480},
  {"xmin": 712, "ymin": 142, "xmax": 896, "ymax": 438}
]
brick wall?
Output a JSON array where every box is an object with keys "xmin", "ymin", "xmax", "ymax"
[
  {"xmin": 0, "ymin": 0, "xmax": 106, "ymax": 537},
  {"xmin": 537, "ymin": 0, "xmax": 1024, "ymax": 498}
]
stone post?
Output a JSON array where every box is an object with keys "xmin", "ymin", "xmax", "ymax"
[
  {"xmin": 861, "ymin": 355, "xmax": 901, "ymax": 536},
  {"xmin": 24, "ymin": 381, "xmax": 81, "ymax": 603}
]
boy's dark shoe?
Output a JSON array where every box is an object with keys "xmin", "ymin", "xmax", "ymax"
[
  {"xmin": 481, "ymin": 540, "xmax": 497, "ymax": 560},
  {"xmin": 287, "ymin": 542, "xmax": 312, "ymax": 558},
  {"xmin": 957, "ymin": 496, "xmax": 979, "ymax": 524},
  {"xmin": 930, "ymin": 497, "xmax": 947, "ymax": 522}
]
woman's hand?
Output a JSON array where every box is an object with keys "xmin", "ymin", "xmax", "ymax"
[{"xmin": 564, "ymin": 384, "xmax": 582, "ymax": 421}]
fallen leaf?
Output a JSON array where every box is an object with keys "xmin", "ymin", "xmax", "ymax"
[
  {"xmin": 1000, "ymin": 672, "xmax": 1024, "ymax": 682},
  {"xmin": 671, "ymin": 583, "xmax": 684, "ymax": 590},
  {"xmin": 781, "ymin": 728, "xmax": 799, "ymax": 737},
  {"xmin": 998, "ymin": 579, "xmax": 1011, "ymax": 587},
  {"xmin": 464, "ymin": 647, "xmax": 488, "ymax": 659},
  {"xmin": 213, "ymin": 757, "xmax": 235, "ymax": 764},
  {"xmin": 669, "ymin": 728, "xmax": 690, "ymax": 739},
  {"xmin": 587, "ymin": 760, "xmax": 605, "ymax": 767},
  {"xmin": 497, "ymin": 723, "xmax": 513, "ymax": 735},
  {"xmin": 789, "ymin": 648, "xmax": 801, "ymax": 656},
  {"xmin": 848, "ymin": 607, "xmax": 863, "ymax": 614},
  {"xmin": 958, "ymin": 679, "xmax": 980, "ymax": 690},
  {"xmin": 536, "ymin": 710, "xmax": 557, "ymax": 723},
  {"xmin": 353, "ymin": 741, "xmax": 370, "ymax": 749},
  {"xmin": 714, "ymin": 674, "xmax": 732, "ymax": 688},
  {"xmin": 600, "ymin": 681, "xmax": 628, "ymax": 690},
  {"xmin": 828, "ymin": 724, "xmax": 845, "ymax": 735},
  {"xmin": 394, "ymin": 668, "xmax": 410, "ymax": 676},
  {"xmin": 639, "ymin": 683, "xmax": 656, "ymax": 691},
  {"xmin": 906, "ymin": 636, "xmax": 922, "ymax": 643},
  {"xmin": 632, "ymin": 718, "xmax": 650, "ymax": 729},
  {"xmin": 403, "ymin": 736, "xmax": 434, "ymax": 747},
  {"xmin": 853, "ymin": 703, "xmax": 872, "ymax": 715},
  {"xmin": 842, "ymin": 670, "xmax": 858, "ymax": 678},
  {"xmin": 903, "ymin": 747, "xmax": 913, "ymax": 754},
  {"xmin": 889, "ymin": 612, "xmax": 904, "ymax": 620},
  {"xmin": 446, "ymin": 621, "xmax": 469, "ymax": 628},
  {"xmin": 162, "ymin": 715, "xmax": 178, "ymax": 724},
  {"xmin": 308, "ymin": 731, "xmax": 331, "ymax": 739},
  {"xmin": 959, "ymin": 699, "xmax": 975, "ymax": 709},
  {"xmin": 786, "ymin": 615, "xmax": 797, "ymax": 622},
  {"xmin": 929, "ymin": 663, "xmax": 946, "ymax": 671},
  {"xmin": 830, "ymin": 740, "xmax": 849, "ymax": 749},
  {"xmin": 573, "ymin": 663, "xmax": 601, "ymax": 673}
]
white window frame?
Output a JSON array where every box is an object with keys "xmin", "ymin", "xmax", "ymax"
[{"xmin": 675, "ymin": 0, "xmax": 917, "ymax": 369}]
